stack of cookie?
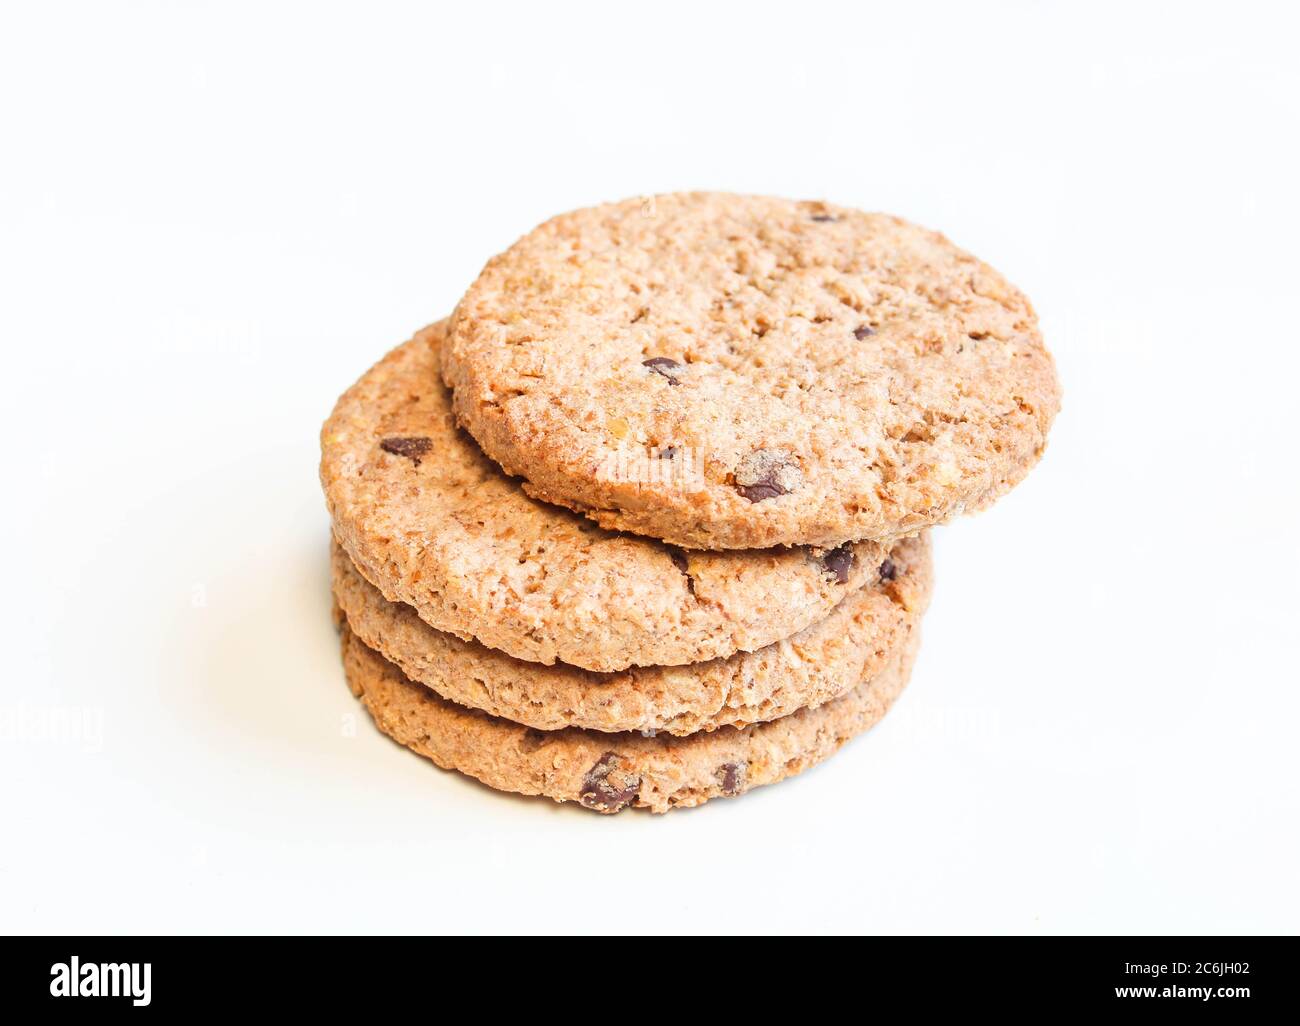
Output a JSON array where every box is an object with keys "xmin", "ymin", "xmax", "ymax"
[{"xmin": 321, "ymin": 194, "xmax": 1060, "ymax": 814}]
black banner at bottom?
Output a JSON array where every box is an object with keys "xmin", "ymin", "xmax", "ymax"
[{"xmin": 0, "ymin": 935, "xmax": 1292, "ymax": 1016}]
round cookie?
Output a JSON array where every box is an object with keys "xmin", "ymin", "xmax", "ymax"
[
  {"xmin": 332, "ymin": 533, "xmax": 930, "ymax": 735},
  {"xmin": 442, "ymin": 192, "xmax": 1061, "ymax": 549},
  {"xmin": 321, "ymin": 322, "xmax": 887, "ymax": 672},
  {"xmin": 339, "ymin": 620, "xmax": 920, "ymax": 814}
]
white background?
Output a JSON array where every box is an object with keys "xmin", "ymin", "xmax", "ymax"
[{"xmin": 2, "ymin": 1, "xmax": 1297, "ymax": 935}]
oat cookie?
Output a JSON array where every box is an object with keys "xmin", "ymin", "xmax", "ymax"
[
  {"xmin": 340, "ymin": 621, "xmax": 919, "ymax": 814},
  {"xmin": 443, "ymin": 193, "xmax": 1060, "ymax": 549},
  {"xmin": 332, "ymin": 533, "xmax": 930, "ymax": 735},
  {"xmin": 321, "ymin": 323, "xmax": 886, "ymax": 672}
]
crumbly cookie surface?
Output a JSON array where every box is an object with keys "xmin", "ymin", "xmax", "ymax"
[
  {"xmin": 332, "ymin": 533, "xmax": 930, "ymax": 735},
  {"xmin": 340, "ymin": 621, "xmax": 919, "ymax": 814},
  {"xmin": 443, "ymin": 193, "xmax": 1060, "ymax": 549},
  {"xmin": 321, "ymin": 322, "xmax": 885, "ymax": 672}
]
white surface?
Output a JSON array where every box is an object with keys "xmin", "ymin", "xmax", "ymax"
[{"xmin": 2, "ymin": 1, "xmax": 1297, "ymax": 935}]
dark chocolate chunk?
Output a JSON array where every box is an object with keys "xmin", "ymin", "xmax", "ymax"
[
  {"xmin": 853, "ymin": 324, "xmax": 876, "ymax": 340},
  {"xmin": 734, "ymin": 448, "xmax": 803, "ymax": 503},
  {"xmin": 379, "ymin": 436, "xmax": 433, "ymax": 466},
  {"xmin": 821, "ymin": 543, "xmax": 855, "ymax": 584},
  {"xmin": 579, "ymin": 752, "xmax": 641, "ymax": 813},
  {"xmin": 519, "ymin": 728, "xmax": 551, "ymax": 753},
  {"xmin": 642, "ymin": 357, "xmax": 684, "ymax": 384},
  {"xmin": 718, "ymin": 762, "xmax": 747, "ymax": 796},
  {"xmin": 737, "ymin": 481, "xmax": 783, "ymax": 502},
  {"xmin": 668, "ymin": 548, "xmax": 696, "ymax": 596},
  {"xmin": 879, "ymin": 558, "xmax": 897, "ymax": 582},
  {"xmin": 810, "ymin": 214, "xmax": 838, "ymax": 223}
]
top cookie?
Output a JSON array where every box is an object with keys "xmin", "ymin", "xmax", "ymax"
[
  {"xmin": 320, "ymin": 322, "xmax": 886, "ymax": 673},
  {"xmin": 443, "ymin": 193, "xmax": 1060, "ymax": 549}
]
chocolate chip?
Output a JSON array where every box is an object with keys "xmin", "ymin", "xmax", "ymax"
[
  {"xmin": 669, "ymin": 548, "xmax": 696, "ymax": 595},
  {"xmin": 579, "ymin": 752, "xmax": 641, "ymax": 813},
  {"xmin": 519, "ymin": 728, "xmax": 551, "ymax": 753},
  {"xmin": 739, "ymin": 482, "xmax": 785, "ymax": 502},
  {"xmin": 810, "ymin": 214, "xmax": 838, "ymax": 223},
  {"xmin": 717, "ymin": 762, "xmax": 747, "ymax": 796},
  {"xmin": 853, "ymin": 324, "xmax": 876, "ymax": 340},
  {"xmin": 642, "ymin": 357, "xmax": 684, "ymax": 384},
  {"xmin": 733, "ymin": 448, "xmax": 803, "ymax": 503},
  {"xmin": 821, "ymin": 543, "xmax": 855, "ymax": 584},
  {"xmin": 379, "ymin": 436, "xmax": 433, "ymax": 466},
  {"xmin": 879, "ymin": 559, "xmax": 897, "ymax": 582}
]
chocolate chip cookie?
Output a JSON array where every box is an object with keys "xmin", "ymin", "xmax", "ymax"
[
  {"xmin": 339, "ymin": 618, "xmax": 920, "ymax": 814},
  {"xmin": 332, "ymin": 532, "xmax": 930, "ymax": 735},
  {"xmin": 442, "ymin": 193, "xmax": 1060, "ymax": 549},
  {"xmin": 321, "ymin": 322, "xmax": 886, "ymax": 672}
]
